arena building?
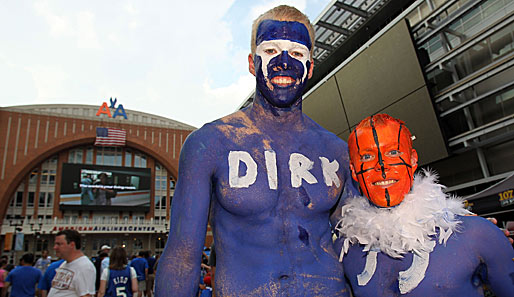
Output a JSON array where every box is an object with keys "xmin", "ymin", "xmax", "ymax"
[{"xmin": 0, "ymin": 103, "xmax": 199, "ymax": 262}]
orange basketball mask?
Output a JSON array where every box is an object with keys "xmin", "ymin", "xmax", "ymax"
[{"xmin": 348, "ymin": 115, "xmax": 418, "ymax": 208}]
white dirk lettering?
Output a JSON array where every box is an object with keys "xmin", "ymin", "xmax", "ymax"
[
  {"xmin": 320, "ymin": 157, "xmax": 340, "ymax": 187},
  {"xmin": 289, "ymin": 153, "xmax": 318, "ymax": 188},
  {"xmin": 265, "ymin": 150, "xmax": 278, "ymax": 190},
  {"xmin": 228, "ymin": 151, "xmax": 258, "ymax": 188}
]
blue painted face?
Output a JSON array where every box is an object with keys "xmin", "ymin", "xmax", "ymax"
[{"xmin": 254, "ymin": 20, "xmax": 312, "ymax": 108}]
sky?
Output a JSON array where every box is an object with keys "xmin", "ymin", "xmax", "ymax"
[{"xmin": 0, "ymin": 0, "xmax": 331, "ymax": 128}]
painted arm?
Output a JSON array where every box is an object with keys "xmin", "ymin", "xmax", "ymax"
[
  {"xmin": 155, "ymin": 129, "xmax": 215, "ymax": 297},
  {"xmin": 470, "ymin": 217, "xmax": 514, "ymax": 297}
]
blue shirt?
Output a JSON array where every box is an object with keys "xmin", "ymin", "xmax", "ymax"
[
  {"xmin": 129, "ymin": 258, "xmax": 148, "ymax": 281},
  {"xmin": 146, "ymin": 257, "xmax": 156, "ymax": 275},
  {"xmin": 6, "ymin": 265, "xmax": 42, "ymax": 297},
  {"xmin": 38, "ymin": 259, "xmax": 65, "ymax": 291},
  {"xmin": 106, "ymin": 266, "xmax": 133, "ymax": 297}
]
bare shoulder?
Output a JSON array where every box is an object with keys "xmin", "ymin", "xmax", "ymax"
[
  {"xmin": 183, "ymin": 111, "xmax": 245, "ymax": 147},
  {"xmin": 457, "ymin": 215, "xmax": 508, "ymax": 242}
]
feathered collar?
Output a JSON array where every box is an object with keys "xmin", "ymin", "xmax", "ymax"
[{"xmin": 337, "ymin": 169, "xmax": 471, "ymax": 259}]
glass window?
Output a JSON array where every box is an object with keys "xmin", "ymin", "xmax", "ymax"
[
  {"xmin": 41, "ymin": 170, "xmax": 49, "ymax": 185},
  {"xmin": 49, "ymin": 170, "xmax": 56, "ymax": 185},
  {"xmin": 39, "ymin": 192, "xmax": 46, "ymax": 207},
  {"xmin": 76, "ymin": 149, "xmax": 83, "ymax": 163},
  {"xmin": 86, "ymin": 147, "xmax": 94, "ymax": 164},
  {"xmin": 134, "ymin": 155, "xmax": 141, "ymax": 167},
  {"xmin": 133, "ymin": 238, "xmax": 143, "ymax": 250},
  {"xmin": 125, "ymin": 150, "xmax": 132, "ymax": 167},
  {"xmin": 28, "ymin": 192, "xmax": 35, "ymax": 207},
  {"xmin": 115, "ymin": 149, "xmax": 122, "ymax": 166},
  {"xmin": 29, "ymin": 169, "xmax": 38, "ymax": 184},
  {"xmin": 46, "ymin": 193, "xmax": 53, "ymax": 208},
  {"xmin": 68, "ymin": 150, "xmax": 75, "ymax": 163},
  {"xmin": 96, "ymin": 147, "xmax": 103, "ymax": 164},
  {"xmin": 16, "ymin": 192, "xmax": 23, "ymax": 207}
]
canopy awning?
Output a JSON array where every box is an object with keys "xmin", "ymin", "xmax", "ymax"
[{"xmin": 465, "ymin": 173, "xmax": 514, "ymax": 216}]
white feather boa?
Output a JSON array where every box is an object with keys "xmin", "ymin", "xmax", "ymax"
[{"xmin": 337, "ymin": 169, "xmax": 471, "ymax": 260}]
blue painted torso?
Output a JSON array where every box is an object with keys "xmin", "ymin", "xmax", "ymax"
[
  {"xmin": 343, "ymin": 216, "xmax": 514, "ymax": 297},
  {"xmin": 207, "ymin": 109, "xmax": 352, "ymax": 296}
]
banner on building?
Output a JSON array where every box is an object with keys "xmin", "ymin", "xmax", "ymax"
[
  {"xmin": 14, "ymin": 232, "xmax": 24, "ymax": 251},
  {"xmin": 3, "ymin": 233, "xmax": 13, "ymax": 251}
]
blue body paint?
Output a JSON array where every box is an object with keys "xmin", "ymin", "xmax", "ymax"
[
  {"xmin": 344, "ymin": 216, "xmax": 514, "ymax": 296},
  {"xmin": 254, "ymin": 54, "xmax": 310, "ymax": 108}
]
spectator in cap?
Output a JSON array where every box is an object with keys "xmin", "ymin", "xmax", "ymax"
[{"xmin": 100, "ymin": 245, "xmax": 111, "ymax": 273}]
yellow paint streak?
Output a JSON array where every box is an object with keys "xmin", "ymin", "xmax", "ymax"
[
  {"xmin": 262, "ymin": 139, "xmax": 272, "ymax": 150},
  {"xmin": 218, "ymin": 112, "xmax": 262, "ymax": 146},
  {"xmin": 245, "ymin": 280, "xmax": 280, "ymax": 297}
]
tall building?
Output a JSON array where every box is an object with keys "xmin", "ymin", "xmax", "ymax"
[{"xmin": 0, "ymin": 104, "xmax": 198, "ymax": 262}]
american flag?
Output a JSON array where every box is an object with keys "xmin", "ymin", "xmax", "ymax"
[{"xmin": 94, "ymin": 127, "xmax": 126, "ymax": 146}]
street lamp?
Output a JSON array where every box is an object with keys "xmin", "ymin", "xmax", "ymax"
[{"xmin": 8, "ymin": 220, "xmax": 23, "ymax": 264}]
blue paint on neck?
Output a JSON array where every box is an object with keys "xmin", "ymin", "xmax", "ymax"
[{"xmin": 256, "ymin": 20, "xmax": 311, "ymax": 50}]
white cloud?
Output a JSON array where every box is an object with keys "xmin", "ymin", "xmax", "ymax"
[
  {"xmin": 249, "ymin": 0, "xmax": 307, "ymax": 21},
  {"xmin": 77, "ymin": 11, "xmax": 101, "ymax": 49},
  {"xmin": 34, "ymin": 0, "xmax": 75, "ymax": 38},
  {"xmin": 27, "ymin": 65, "xmax": 69, "ymax": 102},
  {"xmin": 203, "ymin": 74, "xmax": 255, "ymax": 106}
]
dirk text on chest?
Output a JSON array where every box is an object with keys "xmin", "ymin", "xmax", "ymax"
[{"xmin": 228, "ymin": 150, "xmax": 341, "ymax": 189}]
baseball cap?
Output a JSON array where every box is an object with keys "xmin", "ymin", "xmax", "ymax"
[{"xmin": 101, "ymin": 245, "xmax": 111, "ymax": 250}]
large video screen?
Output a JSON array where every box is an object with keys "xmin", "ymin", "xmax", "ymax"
[{"xmin": 59, "ymin": 163, "xmax": 151, "ymax": 211}]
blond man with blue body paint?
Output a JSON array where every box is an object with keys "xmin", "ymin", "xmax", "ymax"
[{"xmin": 155, "ymin": 5, "xmax": 358, "ymax": 297}]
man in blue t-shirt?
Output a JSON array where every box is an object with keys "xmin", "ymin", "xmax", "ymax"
[
  {"xmin": 129, "ymin": 252, "xmax": 148, "ymax": 297},
  {"xmin": 4, "ymin": 253, "xmax": 42, "ymax": 297},
  {"xmin": 38, "ymin": 259, "xmax": 65, "ymax": 297}
]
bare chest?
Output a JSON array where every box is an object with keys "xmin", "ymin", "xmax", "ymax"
[{"xmin": 213, "ymin": 142, "xmax": 344, "ymax": 217}]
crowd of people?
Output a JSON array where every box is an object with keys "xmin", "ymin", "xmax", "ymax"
[{"xmin": 0, "ymin": 230, "xmax": 163, "ymax": 297}]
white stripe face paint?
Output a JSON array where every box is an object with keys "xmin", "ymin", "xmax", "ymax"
[
  {"xmin": 255, "ymin": 40, "xmax": 311, "ymax": 83},
  {"xmin": 228, "ymin": 151, "xmax": 258, "ymax": 188}
]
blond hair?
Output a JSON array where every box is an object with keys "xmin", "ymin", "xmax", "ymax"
[{"xmin": 251, "ymin": 5, "xmax": 315, "ymax": 55}]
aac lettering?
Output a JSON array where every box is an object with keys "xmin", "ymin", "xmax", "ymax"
[
  {"xmin": 96, "ymin": 97, "xmax": 128, "ymax": 119},
  {"xmin": 228, "ymin": 150, "xmax": 341, "ymax": 189}
]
